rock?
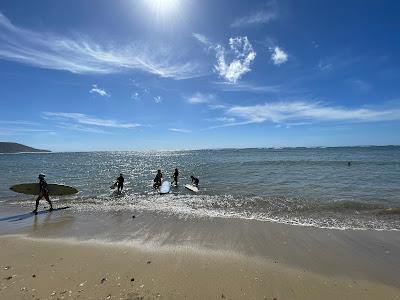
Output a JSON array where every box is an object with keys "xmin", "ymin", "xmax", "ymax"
[
  {"xmin": 4, "ymin": 276, "xmax": 12, "ymax": 280},
  {"xmin": 130, "ymin": 278, "xmax": 135, "ymax": 282},
  {"xmin": 4, "ymin": 266, "xmax": 10, "ymax": 270},
  {"xmin": 101, "ymin": 278, "xmax": 106, "ymax": 284},
  {"xmin": 32, "ymin": 274, "xmax": 36, "ymax": 278},
  {"xmin": 221, "ymin": 293, "xmax": 226, "ymax": 298},
  {"xmin": 132, "ymin": 215, "xmax": 136, "ymax": 219},
  {"xmin": 147, "ymin": 261, "xmax": 151, "ymax": 264}
]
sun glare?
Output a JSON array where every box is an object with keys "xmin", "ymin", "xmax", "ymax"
[{"xmin": 144, "ymin": 0, "xmax": 183, "ymax": 19}]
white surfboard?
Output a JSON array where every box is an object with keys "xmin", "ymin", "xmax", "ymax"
[
  {"xmin": 185, "ymin": 184, "xmax": 199, "ymax": 193},
  {"xmin": 160, "ymin": 181, "xmax": 171, "ymax": 194}
]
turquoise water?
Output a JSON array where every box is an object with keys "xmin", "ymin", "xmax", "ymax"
[{"xmin": 1, "ymin": 146, "xmax": 399, "ymax": 230}]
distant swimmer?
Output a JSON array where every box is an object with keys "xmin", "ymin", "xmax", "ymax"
[
  {"xmin": 33, "ymin": 174, "xmax": 53, "ymax": 215},
  {"xmin": 190, "ymin": 175, "xmax": 199, "ymax": 187},
  {"xmin": 116, "ymin": 173, "xmax": 124, "ymax": 192},
  {"xmin": 153, "ymin": 169, "xmax": 163, "ymax": 189},
  {"xmin": 171, "ymin": 168, "xmax": 179, "ymax": 186},
  {"xmin": 348, "ymin": 161, "xmax": 351, "ymax": 167}
]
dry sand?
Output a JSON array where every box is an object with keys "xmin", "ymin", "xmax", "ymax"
[{"xmin": 1, "ymin": 235, "xmax": 399, "ymax": 300}]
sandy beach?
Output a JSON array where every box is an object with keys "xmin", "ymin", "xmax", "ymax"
[
  {"xmin": 1, "ymin": 204, "xmax": 400, "ymax": 299},
  {"xmin": 1, "ymin": 235, "xmax": 399, "ymax": 300}
]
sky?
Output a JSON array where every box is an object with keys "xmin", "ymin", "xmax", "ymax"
[{"xmin": 0, "ymin": 0, "xmax": 399, "ymax": 151}]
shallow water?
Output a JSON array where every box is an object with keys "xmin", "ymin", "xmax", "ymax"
[{"xmin": 1, "ymin": 146, "xmax": 399, "ymax": 230}]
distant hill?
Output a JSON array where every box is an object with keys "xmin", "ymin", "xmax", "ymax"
[{"xmin": 0, "ymin": 142, "xmax": 50, "ymax": 153}]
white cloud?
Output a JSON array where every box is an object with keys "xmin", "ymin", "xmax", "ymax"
[
  {"xmin": 130, "ymin": 92, "xmax": 140, "ymax": 100},
  {"xmin": 42, "ymin": 112, "xmax": 140, "ymax": 128},
  {"xmin": 227, "ymin": 101, "xmax": 400, "ymax": 124},
  {"xmin": 270, "ymin": 47, "xmax": 288, "ymax": 65},
  {"xmin": 168, "ymin": 128, "xmax": 191, "ymax": 133},
  {"xmin": 193, "ymin": 34, "xmax": 256, "ymax": 83},
  {"xmin": 215, "ymin": 117, "xmax": 236, "ymax": 123},
  {"xmin": 154, "ymin": 96, "xmax": 162, "ymax": 103},
  {"xmin": 231, "ymin": 1, "xmax": 278, "ymax": 27},
  {"xmin": 0, "ymin": 12, "xmax": 202, "ymax": 79},
  {"xmin": 186, "ymin": 92, "xmax": 215, "ymax": 104},
  {"xmin": 214, "ymin": 81, "xmax": 281, "ymax": 93},
  {"xmin": 90, "ymin": 84, "xmax": 110, "ymax": 97},
  {"xmin": 215, "ymin": 37, "xmax": 256, "ymax": 83}
]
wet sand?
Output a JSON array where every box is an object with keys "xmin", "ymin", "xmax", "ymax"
[
  {"xmin": 0, "ymin": 204, "xmax": 400, "ymax": 299},
  {"xmin": 1, "ymin": 235, "xmax": 400, "ymax": 300}
]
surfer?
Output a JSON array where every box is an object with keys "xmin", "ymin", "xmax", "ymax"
[
  {"xmin": 171, "ymin": 168, "xmax": 179, "ymax": 186},
  {"xmin": 33, "ymin": 174, "xmax": 53, "ymax": 215},
  {"xmin": 190, "ymin": 175, "xmax": 199, "ymax": 187},
  {"xmin": 116, "ymin": 173, "xmax": 124, "ymax": 192},
  {"xmin": 153, "ymin": 169, "xmax": 162, "ymax": 189}
]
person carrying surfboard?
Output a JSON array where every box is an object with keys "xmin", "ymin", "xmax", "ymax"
[
  {"xmin": 33, "ymin": 174, "xmax": 53, "ymax": 215},
  {"xmin": 153, "ymin": 170, "xmax": 163, "ymax": 189},
  {"xmin": 171, "ymin": 168, "xmax": 179, "ymax": 186},
  {"xmin": 190, "ymin": 175, "xmax": 199, "ymax": 187}
]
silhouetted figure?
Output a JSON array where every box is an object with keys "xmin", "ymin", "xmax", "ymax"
[
  {"xmin": 190, "ymin": 175, "xmax": 199, "ymax": 187},
  {"xmin": 348, "ymin": 161, "xmax": 351, "ymax": 167},
  {"xmin": 33, "ymin": 174, "xmax": 53, "ymax": 214},
  {"xmin": 116, "ymin": 173, "xmax": 124, "ymax": 192},
  {"xmin": 172, "ymin": 168, "xmax": 179, "ymax": 186},
  {"xmin": 153, "ymin": 170, "xmax": 163, "ymax": 189}
]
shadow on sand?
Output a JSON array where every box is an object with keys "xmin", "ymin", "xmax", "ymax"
[{"xmin": 0, "ymin": 206, "xmax": 70, "ymax": 222}]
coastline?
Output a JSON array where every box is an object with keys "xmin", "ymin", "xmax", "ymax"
[
  {"xmin": 1, "ymin": 203, "xmax": 400, "ymax": 299},
  {"xmin": 1, "ymin": 235, "xmax": 400, "ymax": 300}
]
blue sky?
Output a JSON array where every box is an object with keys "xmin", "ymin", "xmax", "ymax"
[{"xmin": 0, "ymin": 0, "xmax": 399, "ymax": 151}]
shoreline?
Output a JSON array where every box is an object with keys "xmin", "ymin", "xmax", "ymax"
[{"xmin": 1, "ymin": 234, "xmax": 400, "ymax": 299}]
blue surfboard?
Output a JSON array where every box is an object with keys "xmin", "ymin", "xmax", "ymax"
[{"xmin": 160, "ymin": 181, "xmax": 171, "ymax": 194}]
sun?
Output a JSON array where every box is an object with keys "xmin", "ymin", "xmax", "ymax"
[{"xmin": 144, "ymin": 0, "xmax": 183, "ymax": 19}]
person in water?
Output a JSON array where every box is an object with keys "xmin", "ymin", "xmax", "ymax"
[
  {"xmin": 33, "ymin": 174, "xmax": 53, "ymax": 215},
  {"xmin": 171, "ymin": 168, "xmax": 179, "ymax": 186},
  {"xmin": 116, "ymin": 173, "xmax": 124, "ymax": 192},
  {"xmin": 153, "ymin": 169, "xmax": 163, "ymax": 189},
  {"xmin": 190, "ymin": 175, "xmax": 199, "ymax": 187}
]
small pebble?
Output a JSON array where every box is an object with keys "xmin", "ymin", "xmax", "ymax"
[
  {"xmin": 32, "ymin": 274, "xmax": 36, "ymax": 278},
  {"xmin": 147, "ymin": 261, "xmax": 151, "ymax": 264},
  {"xmin": 101, "ymin": 278, "xmax": 106, "ymax": 284},
  {"xmin": 132, "ymin": 215, "xmax": 136, "ymax": 219},
  {"xmin": 130, "ymin": 278, "xmax": 135, "ymax": 282},
  {"xmin": 221, "ymin": 293, "xmax": 226, "ymax": 298},
  {"xmin": 4, "ymin": 266, "xmax": 10, "ymax": 270}
]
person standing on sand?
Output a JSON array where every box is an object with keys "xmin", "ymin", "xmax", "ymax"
[
  {"xmin": 171, "ymin": 168, "xmax": 179, "ymax": 186},
  {"xmin": 153, "ymin": 169, "xmax": 162, "ymax": 189},
  {"xmin": 116, "ymin": 173, "xmax": 124, "ymax": 192},
  {"xmin": 33, "ymin": 174, "xmax": 53, "ymax": 215}
]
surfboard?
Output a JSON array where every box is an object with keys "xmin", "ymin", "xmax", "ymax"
[
  {"xmin": 160, "ymin": 181, "xmax": 171, "ymax": 194},
  {"xmin": 185, "ymin": 184, "xmax": 199, "ymax": 193},
  {"xmin": 10, "ymin": 183, "xmax": 78, "ymax": 196},
  {"xmin": 110, "ymin": 182, "xmax": 117, "ymax": 189}
]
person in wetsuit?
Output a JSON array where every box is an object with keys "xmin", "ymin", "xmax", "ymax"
[
  {"xmin": 153, "ymin": 169, "xmax": 162, "ymax": 189},
  {"xmin": 33, "ymin": 174, "xmax": 53, "ymax": 214},
  {"xmin": 116, "ymin": 173, "xmax": 124, "ymax": 192},
  {"xmin": 190, "ymin": 175, "xmax": 199, "ymax": 187},
  {"xmin": 171, "ymin": 168, "xmax": 179, "ymax": 186}
]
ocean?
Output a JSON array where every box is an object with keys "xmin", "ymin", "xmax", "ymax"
[{"xmin": 1, "ymin": 146, "xmax": 399, "ymax": 231}]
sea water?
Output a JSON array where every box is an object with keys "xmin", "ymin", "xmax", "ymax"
[{"xmin": 0, "ymin": 146, "xmax": 399, "ymax": 230}]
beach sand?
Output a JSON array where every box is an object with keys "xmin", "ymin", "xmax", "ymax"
[
  {"xmin": 0, "ymin": 235, "xmax": 399, "ymax": 299},
  {"xmin": 1, "ymin": 206, "xmax": 400, "ymax": 299}
]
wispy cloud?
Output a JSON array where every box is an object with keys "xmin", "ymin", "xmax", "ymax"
[
  {"xmin": 42, "ymin": 112, "xmax": 140, "ymax": 129},
  {"xmin": 90, "ymin": 84, "xmax": 110, "ymax": 97},
  {"xmin": 193, "ymin": 34, "xmax": 256, "ymax": 84},
  {"xmin": 231, "ymin": 1, "xmax": 278, "ymax": 28},
  {"xmin": 186, "ymin": 92, "xmax": 215, "ymax": 104},
  {"xmin": 0, "ymin": 12, "xmax": 202, "ymax": 79},
  {"xmin": 270, "ymin": 47, "xmax": 288, "ymax": 65},
  {"xmin": 168, "ymin": 128, "xmax": 191, "ymax": 133},
  {"xmin": 215, "ymin": 37, "xmax": 256, "ymax": 83},
  {"xmin": 226, "ymin": 102, "xmax": 400, "ymax": 124},
  {"xmin": 154, "ymin": 96, "xmax": 162, "ymax": 103},
  {"xmin": 214, "ymin": 81, "xmax": 281, "ymax": 93}
]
